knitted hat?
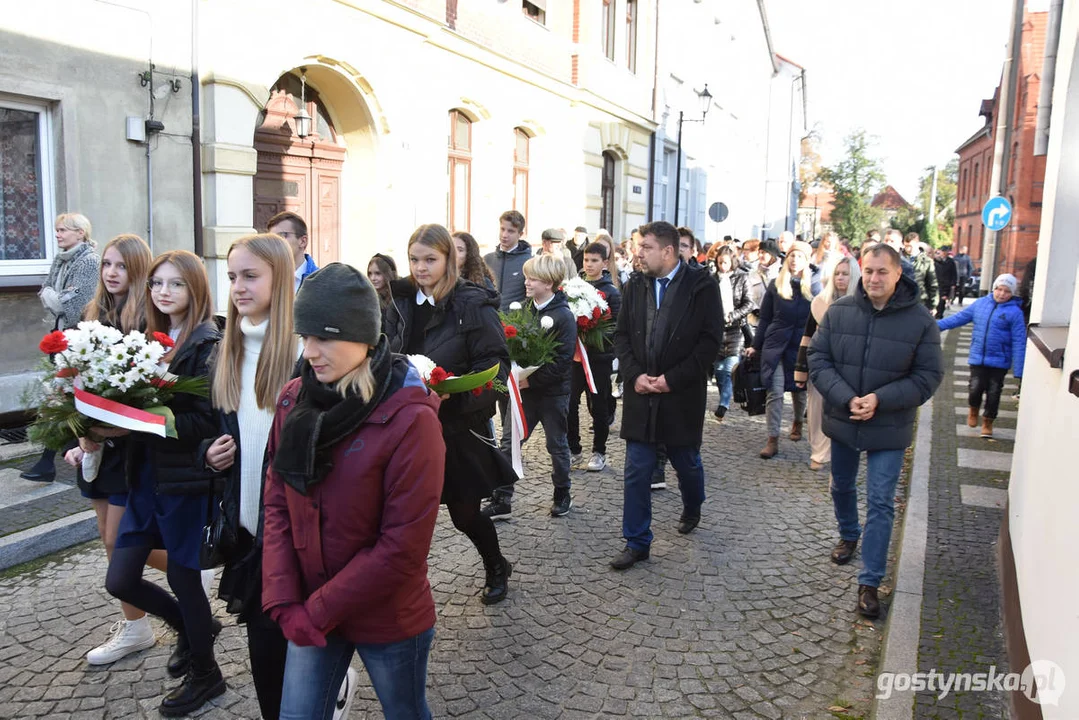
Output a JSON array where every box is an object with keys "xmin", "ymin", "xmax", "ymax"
[
  {"xmin": 294, "ymin": 263, "xmax": 382, "ymax": 345},
  {"xmin": 993, "ymin": 273, "xmax": 1018, "ymax": 295},
  {"xmin": 789, "ymin": 240, "xmax": 814, "ymax": 260}
]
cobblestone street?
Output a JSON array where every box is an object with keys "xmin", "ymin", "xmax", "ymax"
[{"xmin": 1, "ymin": 381, "xmax": 894, "ymax": 720}]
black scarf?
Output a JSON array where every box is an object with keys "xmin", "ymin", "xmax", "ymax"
[{"xmin": 272, "ymin": 340, "xmax": 395, "ymax": 495}]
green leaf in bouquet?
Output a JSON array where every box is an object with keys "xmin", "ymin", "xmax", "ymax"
[
  {"xmin": 430, "ymin": 363, "xmax": 500, "ymax": 395},
  {"xmin": 141, "ymin": 405, "xmax": 179, "ymax": 439}
]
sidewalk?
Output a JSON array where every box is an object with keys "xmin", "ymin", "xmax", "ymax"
[
  {"xmin": 876, "ymin": 302, "xmax": 1011, "ymax": 719},
  {"xmin": 0, "ymin": 442, "xmax": 98, "ymax": 571}
]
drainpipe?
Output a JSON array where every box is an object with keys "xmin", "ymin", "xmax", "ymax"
[
  {"xmin": 1034, "ymin": 0, "xmax": 1063, "ymax": 156},
  {"xmin": 190, "ymin": 0, "xmax": 204, "ymax": 257}
]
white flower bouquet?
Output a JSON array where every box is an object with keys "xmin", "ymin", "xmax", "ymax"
[{"xmin": 560, "ymin": 277, "xmax": 614, "ymax": 350}]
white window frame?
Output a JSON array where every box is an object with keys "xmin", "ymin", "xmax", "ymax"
[{"xmin": 0, "ymin": 95, "xmax": 56, "ymax": 277}]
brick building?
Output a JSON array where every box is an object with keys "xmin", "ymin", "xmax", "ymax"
[
  {"xmin": 953, "ymin": 4, "xmax": 1047, "ymax": 277},
  {"xmin": 870, "ymin": 184, "xmax": 912, "ymax": 226}
]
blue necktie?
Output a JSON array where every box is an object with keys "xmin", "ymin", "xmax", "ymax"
[{"xmin": 656, "ymin": 277, "xmax": 670, "ymax": 309}]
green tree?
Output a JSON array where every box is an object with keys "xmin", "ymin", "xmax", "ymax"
[{"xmin": 821, "ymin": 130, "xmax": 885, "ymax": 244}]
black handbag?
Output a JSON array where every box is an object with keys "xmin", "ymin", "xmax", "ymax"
[
  {"xmin": 733, "ymin": 352, "xmax": 767, "ymax": 416},
  {"xmin": 199, "ymin": 494, "xmax": 236, "ymax": 570}
]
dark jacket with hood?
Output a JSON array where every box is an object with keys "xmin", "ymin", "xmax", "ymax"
[
  {"xmin": 752, "ymin": 271, "xmax": 822, "ymax": 392},
  {"xmin": 580, "ymin": 269, "xmax": 622, "ymax": 362},
  {"xmin": 524, "ymin": 290, "xmax": 577, "ymax": 396},
  {"xmin": 807, "ymin": 273, "xmax": 943, "ymax": 451},
  {"xmin": 125, "ymin": 320, "xmax": 220, "ymax": 495},
  {"xmin": 383, "ymin": 278, "xmax": 509, "ymax": 433},
  {"xmin": 934, "ymin": 255, "xmax": 958, "ymax": 291},
  {"xmin": 483, "ymin": 240, "xmax": 533, "ymax": 311},
  {"xmin": 615, "ymin": 262, "xmax": 723, "ymax": 446}
]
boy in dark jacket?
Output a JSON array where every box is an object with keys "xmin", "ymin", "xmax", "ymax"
[
  {"xmin": 488, "ymin": 254, "xmax": 578, "ymax": 518},
  {"xmin": 568, "ymin": 243, "xmax": 622, "ymax": 472}
]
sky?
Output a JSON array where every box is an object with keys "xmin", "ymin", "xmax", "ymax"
[{"xmin": 765, "ymin": 0, "xmax": 1017, "ymax": 201}]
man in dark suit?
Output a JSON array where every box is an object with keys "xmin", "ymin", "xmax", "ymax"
[{"xmin": 609, "ymin": 221, "xmax": 723, "ymax": 570}]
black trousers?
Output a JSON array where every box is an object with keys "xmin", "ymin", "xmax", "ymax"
[
  {"xmin": 567, "ymin": 357, "xmax": 613, "ymax": 455},
  {"xmin": 969, "ymin": 365, "xmax": 1008, "ymax": 419},
  {"xmin": 957, "ymin": 278, "xmax": 970, "ymax": 304},
  {"xmin": 247, "ymin": 606, "xmax": 288, "ymax": 720}
]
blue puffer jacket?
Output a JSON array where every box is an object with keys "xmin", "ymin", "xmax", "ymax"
[{"xmin": 938, "ymin": 296, "xmax": 1026, "ymax": 378}]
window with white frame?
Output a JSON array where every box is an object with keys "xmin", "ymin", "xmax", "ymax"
[{"xmin": 0, "ymin": 96, "xmax": 54, "ymax": 274}]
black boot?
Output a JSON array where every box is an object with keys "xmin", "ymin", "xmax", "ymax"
[
  {"xmin": 167, "ymin": 618, "xmax": 222, "ymax": 678},
  {"xmin": 20, "ymin": 449, "xmax": 56, "ymax": 482},
  {"xmin": 159, "ymin": 654, "xmax": 226, "ymax": 717},
  {"xmin": 481, "ymin": 557, "xmax": 512, "ymax": 605}
]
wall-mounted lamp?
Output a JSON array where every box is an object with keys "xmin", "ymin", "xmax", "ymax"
[
  {"xmin": 138, "ymin": 66, "xmax": 181, "ymax": 94},
  {"xmin": 698, "ymin": 84, "xmax": 712, "ymax": 119},
  {"xmin": 294, "ymin": 69, "xmax": 312, "ymax": 139}
]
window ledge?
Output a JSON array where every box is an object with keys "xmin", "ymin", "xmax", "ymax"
[
  {"xmin": 0, "ymin": 275, "xmax": 45, "ymax": 291},
  {"xmin": 1028, "ymin": 324, "xmax": 1068, "ymax": 369}
]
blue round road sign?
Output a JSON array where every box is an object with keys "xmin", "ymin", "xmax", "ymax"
[{"xmin": 982, "ymin": 196, "xmax": 1012, "ymax": 232}]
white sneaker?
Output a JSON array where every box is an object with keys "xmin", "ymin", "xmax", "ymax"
[
  {"xmin": 586, "ymin": 453, "xmax": 606, "ymax": 472},
  {"xmin": 650, "ymin": 480, "xmax": 667, "ymax": 490},
  {"xmin": 201, "ymin": 568, "xmax": 215, "ymax": 598},
  {"xmin": 86, "ymin": 617, "xmax": 156, "ymax": 665},
  {"xmin": 333, "ymin": 666, "xmax": 359, "ymax": 720}
]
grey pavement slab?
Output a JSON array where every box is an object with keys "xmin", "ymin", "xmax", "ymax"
[
  {"xmin": 0, "ymin": 510, "xmax": 97, "ymax": 571},
  {"xmin": 952, "ymin": 392, "xmax": 1018, "ymax": 402},
  {"xmin": 0, "ymin": 386, "xmax": 887, "ymax": 720},
  {"xmin": 956, "ymin": 424, "xmax": 1016, "ymax": 440},
  {"xmin": 0, "ymin": 441, "xmax": 39, "ymax": 463},
  {"xmin": 954, "ymin": 407, "xmax": 1017, "ymax": 419},
  {"xmin": 957, "ymin": 448, "xmax": 1013, "ymax": 472},
  {"xmin": 0, "ymin": 468, "xmax": 71, "ymax": 510},
  {"xmin": 960, "ymin": 485, "xmax": 1008, "ymax": 509}
]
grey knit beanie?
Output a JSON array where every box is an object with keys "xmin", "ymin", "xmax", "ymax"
[{"xmin": 294, "ymin": 263, "xmax": 382, "ymax": 345}]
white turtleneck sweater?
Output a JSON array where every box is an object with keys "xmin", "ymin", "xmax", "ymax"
[{"xmin": 237, "ymin": 318, "xmax": 275, "ymax": 535}]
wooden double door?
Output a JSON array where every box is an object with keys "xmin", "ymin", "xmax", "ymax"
[{"xmin": 253, "ymin": 86, "xmax": 344, "ymax": 266}]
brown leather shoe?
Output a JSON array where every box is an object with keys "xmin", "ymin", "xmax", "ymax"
[
  {"xmin": 759, "ymin": 437, "xmax": 779, "ymax": 459},
  {"xmin": 980, "ymin": 416, "xmax": 994, "ymax": 439},
  {"xmin": 831, "ymin": 539, "xmax": 858, "ymax": 565},
  {"xmin": 789, "ymin": 422, "xmax": 803, "ymax": 442},
  {"xmin": 967, "ymin": 407, "xmax": 979, "ymax": 427},
  {"xmin": 858, "ymin": 584, "xmax": 880, "ymax": 619}
]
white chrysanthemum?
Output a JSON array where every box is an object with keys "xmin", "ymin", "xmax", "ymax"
[
  {"xmin": 540, "ymin": 315, "xmax": 554, "ymax": 329},
  {"xmin": 509, "ymin": 302, "xmax": 522, "ymax": 310},
  {"xmin": 406, "ymin": 354, "xmax": 437, "ymax": 381}
]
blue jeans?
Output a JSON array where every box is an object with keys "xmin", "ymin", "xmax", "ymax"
[
  {"xmin": 622, "ymin": 442, "xmax": 705, "ymax": 551},
  {"xmin": 279, "ymin": 627, "xmax": 435, "ymax": 720},
  {"xmin": 713, "ymin": 355, "xmax": 739, "ymax": 410},
  {"xmin": 829, "ymin": 440, "xmax": 904, "ymax": 587}
]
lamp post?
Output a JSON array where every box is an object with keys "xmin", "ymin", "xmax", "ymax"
[{"xmin": 673, "ymin": 84, "xmax": 712, "ymax": 225}]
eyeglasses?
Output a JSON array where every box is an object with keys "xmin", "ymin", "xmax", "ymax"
[{"xmin": 148, "ymin": 279, "xmax": 188, "ymax": 293}]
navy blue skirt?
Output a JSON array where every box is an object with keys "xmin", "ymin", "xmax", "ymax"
[{"xmin": 115, "ymin": 459, "xmax": 207, "ymax": 570}]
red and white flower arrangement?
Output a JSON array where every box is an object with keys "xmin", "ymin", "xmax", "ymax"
[
  {"xmin": 28, "ymin": 321, "xmax": 209, "ymax": 475},
  {"xmin": 560, "ymin": 277, "xmax": 614, "ymax": 350},
  {"xmin": 406, "ymin": 355, "xmax": 502, "ymax": 397}
]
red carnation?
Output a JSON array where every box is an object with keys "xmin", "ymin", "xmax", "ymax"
[
  {"xmin": 592, "ymin": 307, "xmax": 601, "ymax": 319},
  {"xmin": 39, "ymin": 331, "xmax": 68, "ymax": 354},
  {"xmin": 597, "ymin": 290, "xmax": 606, "ymax": 299},
  {"xmin": 152, "ymin": 331, "xmax": 175, "ymax": 349},
  {"xmin": 577, "ymin": 317, "xmax": 589, "ymax": 328},
  {"xmin": 484, "ymin": 380, "xmax": 494, "ymax": 390},
  {"xmin": 429, "ymin": 367, "xmax": 449, "ymax": 386},
  {"xmin": 471, "ymin": 387, "xmax": 484, "ymax": 396},
  {"xmin": 503, "ymin": 325, "xmax": 518, "ymax": 339},
  {"xmin": 55, "ymin": 367, "xmax": 78, "ymax": 379}
]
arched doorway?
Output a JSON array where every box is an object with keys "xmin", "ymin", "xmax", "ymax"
[{"xmin": 253, "ymin": 72, "xmax": 345, "ymax": 266}]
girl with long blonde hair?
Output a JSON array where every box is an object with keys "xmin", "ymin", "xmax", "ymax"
[
  {"xmin": 794, "ymin": 256, "xmax": 860, "ymax": 470},
  {"xmin": 200, "ymin": 234, "xmax": 298, "ymax": 719},
  {"xmin": 747, "ymin": 240, "xmax": 821, "ymax": 459}
]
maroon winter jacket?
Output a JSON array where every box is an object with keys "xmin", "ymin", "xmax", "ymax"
[{"xmin": 261, "ymin": 375, "xmax": 445, "ymax": 644}]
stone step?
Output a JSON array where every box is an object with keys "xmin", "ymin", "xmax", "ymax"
[
  {"xmin": 958, "ymin": 448, "xmax": 1013, "ymax": 472},
  {"xmin": 0, "ymin": 467, "xmax": 72, "ymax": 511}
]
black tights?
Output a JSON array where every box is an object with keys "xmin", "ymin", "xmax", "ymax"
[
  {"xmin": 106, "ymin": 545, "xmax": 215, "ymax": 659},
  {"xmin": 446, "ymin": 500, "xmax": 503, "ymax": 568}
]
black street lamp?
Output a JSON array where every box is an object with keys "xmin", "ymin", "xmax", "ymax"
[{"xmin": 673, "ymin": 85, "xmax": 711, "ymax": 225}]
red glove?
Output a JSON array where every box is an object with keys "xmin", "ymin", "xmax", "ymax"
[{"xmin": 270, "ymin": 603, "xmax": 327, "ymax": 647}]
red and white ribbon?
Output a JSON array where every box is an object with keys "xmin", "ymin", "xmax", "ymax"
[
  {"xmin": 507, "ymin": 364, "xmax": 533, "ymax": 479},
  {"xmin": 73, "ymin": 380, "xmax": 168, "ymax": 438},
  {"xmin": 574, "ymin": 338, "xmax": 597, "ymax": 394}
]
